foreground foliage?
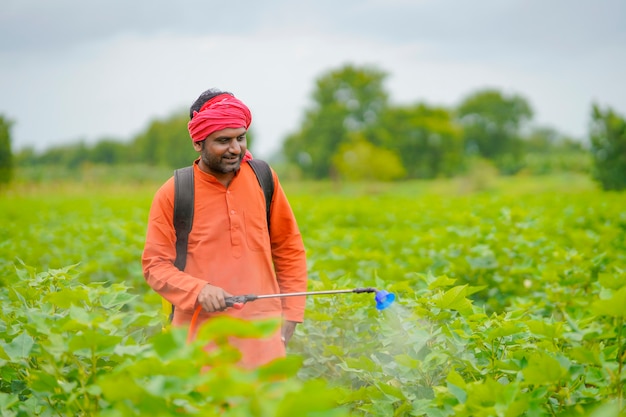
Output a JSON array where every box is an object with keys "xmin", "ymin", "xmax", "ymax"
[
  {"xmin": 1, "ymin": 176, "xmax": 625, "ymax": 415},
  {"xmin": 0, "ymin": 265, "xmax": 346, "ymax": 416}
]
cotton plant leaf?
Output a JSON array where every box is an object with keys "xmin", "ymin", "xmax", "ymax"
[
  {"xmin": 1, "ymin": 333, "xmax": 34, "ymax": 361},
  {"xmin": 435, "ymin": 285, "xmax": 474, "ymax": 314},
  {"xmin": 591, "ymin": 287, "xmax": 626, "ymax": 318}
]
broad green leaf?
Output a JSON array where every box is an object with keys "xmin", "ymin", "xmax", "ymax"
[
  {"xmin": 113, "ymin": 344, "xmax": 148, "ymax": 357},
  {"xmin": 568, "ymin": 346, "xmax": 602, "ymax": 366},
  {"xmin": 196, "ymin": 316, "xmax": 280, "ymax": 341},
  {"xmin": 68, "ymin": 329, "xmax": 123, "ymax": 354},
  {"xmin": 591, "ymin": 287, "xmax": 626, "ymax": 317},
  {"xmin": 494, "ymin": 358, "xmax": 523, "ymax": 372},
  {"xmin": 1, "ymin": 333, "xmax": 34, "ymax": 361},
  {"xmin": 587, "ymin": 400, "xmax": 621, "ymax": 417},
  {"xmin": 598, "ymin": 270, "xmax": 626, "ymax": 290},
  {"xmin": 526, "ymin": 319, "xmax": 563, "ymax": 339},
  {"xmin": 447, "ymin": 369, "xmax": 467, "ymax": 389},
  {"xmin": 340, "ymin": 356, "xmax": 377, "ymax": 373},
  {"xmin": 465, "ymin": 379, "xmax": 498, "ymax": 407},
  {"xmin": 86, "ymin": 384, "xmax": 102, "ymax": 396},
  {"xmin": 412, "ymin": 399, "xmax": 438, "ymax": 416},
  {"xmin": 142, "ymin": 375, "xmax": 170, "ymax": 397},
  {"xmin": 116, "ymin": 356, "xmax": 176, "ymax": 379},
  {"xmin": 463, "ymin": 378, "xmax": 524, "ymax": 414},
  {"xmin": 436, "ymin": 285, "xmax": 473, "ymax": 313},
  {"xmin": 0, "ymin": 345, "xmax": 8, "ymax": 360},
  {"xmin": 44, "ymin": 287, "xmax": 90, "ymax": 308},
  {"xmin": 98, "ymin": 373, "xmax": 147, "ymax": 402},
  {"xmin": 428, "ymin": 275, "xmax": 457, "ymax": 290},
  {"xmin": 58, "ymin": 380, "xmax": 78, "ymax": 394},
  {"xmin": 394, "ymin": 354, "xmax": 419, "ymax": 368},
  {"xmin": 487, "ymin": 321, "xmax": 524, "ymax": 341},
  {"xmin": 465, "ymin": 285, "xmax": 487, "ymax": 297},
  {"xmin": 522, "ymin": 353, "xmax": 567, "ymax": 385},
  {"xmin": 375, "ymin": 379, "xmax": 407, "ymax": 402},
  {"xmin": 10, "ymin": 380, "xmax": 27, "ymax": 395},
  {"xmin": 257, "ymin": 355, "xmax": 302, "ymax": 380},
  {"xmin": 29, "ymin": 369, "xmax": 60, "ymax": 393},
  {"xmin": 276, "ymin": 379, "xmax": 346, "ymax": 417},
  {"xmin": 446, "ymin": 369, "xmax": 467, "ymax": 404},
  {"xmin": 0, "ymin": 392, "xmax": 19, "ymax": 410},
  {"xmin": 100, "ymin": 291, "xmax": 137, "ymax": 309},
  {"xmin": 68, "ymin": 304, "xmax": 93, "ymax": 325}
]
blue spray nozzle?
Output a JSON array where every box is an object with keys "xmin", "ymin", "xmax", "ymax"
[{"xmin": 375, "ymin": 290, "xmax": 395, "ymax": 310}]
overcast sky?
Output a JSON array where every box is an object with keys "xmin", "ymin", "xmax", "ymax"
[{"xmin": 1, "ymin": 0, "xmax": 625, "ymax": 159}]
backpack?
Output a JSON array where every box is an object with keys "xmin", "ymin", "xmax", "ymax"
[{"xmin": 164, "ymin": 159, "xmax": 275, "ymax": 320}]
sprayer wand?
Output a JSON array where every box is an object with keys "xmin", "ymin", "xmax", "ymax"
[
  {"xmin": 224, "ymin": 287, "xmax": 394, "ymax": 310},
  {"xmin": 187, "ymin": 286, "xmax": 396, "ymax": 343}
]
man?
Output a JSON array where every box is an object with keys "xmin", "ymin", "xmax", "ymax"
[{"xmin": 142, "ymin": 88, "xmax": 307, "ymax": 368}]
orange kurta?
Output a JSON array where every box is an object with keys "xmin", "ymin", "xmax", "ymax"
[{"xmin": 142, "ymin": 159, "xmax": 307, "ymax": 367}]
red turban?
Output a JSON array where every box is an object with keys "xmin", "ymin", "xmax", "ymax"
[{"xmin": 187, "ymin": 94, "xmax": 252, "ymax": 143}]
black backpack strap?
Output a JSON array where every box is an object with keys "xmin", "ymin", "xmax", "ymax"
[
  {"xmin": 248, "ymin": 159, "xmax": 274, "ymax": 230},
  {"xmin": 169, "ymin": 165, "xmax": 194, "ymax": 321},
  {"xmin": 173, "ymin": 166, "xmax": 194, "ymax": 271}
]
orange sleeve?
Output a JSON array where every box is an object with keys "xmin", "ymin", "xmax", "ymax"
[
  {"xmin": 141, "ymin": 178, "xmax": 207, "ymax": 312},
  {"xmin": 268, "ymin": 171, "xmax": 308, "ymax": 322}
]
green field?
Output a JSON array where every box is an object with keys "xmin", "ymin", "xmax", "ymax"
[{"xmin": 1, "ymin": 173, "xmax": 625, "ymax": 416}]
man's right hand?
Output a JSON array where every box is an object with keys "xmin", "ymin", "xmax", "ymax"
[{"xmin": 196, "ymin": 284, "xmax": 232, "ymax": 312}]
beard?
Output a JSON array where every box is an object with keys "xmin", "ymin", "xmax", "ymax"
[{"xmin": 200, "ymin": 147, "xmax": 244, "ymax": 175}]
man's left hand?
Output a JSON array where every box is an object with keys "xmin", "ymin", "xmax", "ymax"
[{"xmin": 281, "ymin": 320, "xmax": 298, "ymax": 347}]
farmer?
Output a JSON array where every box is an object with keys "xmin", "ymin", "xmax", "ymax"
[{"xmin": 142, "ymin": 88, "xmax": 308, "ymax": 368}]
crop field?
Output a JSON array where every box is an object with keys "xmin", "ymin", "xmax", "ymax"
[{"xmin": 1, "ymin": 173, "xmax": 625, "ymax": 416}]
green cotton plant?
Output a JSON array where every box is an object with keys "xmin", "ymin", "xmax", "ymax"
[
  {"xmin": 2, "ymin": 177, "xmax": 626, "ymax": 416},
  {"xmin": 295, "ymin": 271, "xmax": 626, "ymax": 416},
  {"xmin": 0, "ymin": 191, "xmax": 151, "ymax": 288},
  {"xmin": 0, "ymin": 263, "xmax": 163, "ymax": 415},
  {"xmin": 293, "ymin": 273, "xmax": 462, "ymax": 415},
  {"xmin": 589, "ymin": 281, "xmax": 626, "ymax": 409},
  {"xmin": 0, "ymin": 264, "xmax": 349, "ymax": 416},
  {"xmin": 96, "ymin": 321, "xmax": 346, "ymax": 417}
]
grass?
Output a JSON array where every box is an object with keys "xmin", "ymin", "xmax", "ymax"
[{"xmin": 6, "ymin": 163, "xmax": 598, "ymax": 198}]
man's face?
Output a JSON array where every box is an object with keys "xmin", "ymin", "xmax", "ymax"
[{"xmin": 193, "ymin": 127, "xmax": 247, "ymax": 177}]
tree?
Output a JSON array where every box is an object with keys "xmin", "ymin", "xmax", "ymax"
[
  {"xmin": 283, "ymin": 64, "xmax": 389, "ymax": 179},
  {"xmin": 456, "ymin": 89, "xmax": 533, "ymax": 174},
  {"xmin": 522, "ymin": 127, "xmax": 590, "ymax": 175},
  {"xmin": 35, "ymin": 142, "xmax": 90, "ymax": 169},
  {"xmin": 332, "ymin": 134, "xmax": 406, "ymax": 181},
  {"xmin": 131, "ymin": 112, "xmax": 195, "ymax": 168},
  {"xmin": 589, "ymin": 104, "xmax": 626, "ymax": 190},
  {"xmin": 90, "ymin": 139, "xmax": 128, "ymax": 165},
  {"xmin": 366, "ymin": 103, "xmax": 464, "ymax": 179},
  {"xmin": 0, "ymin": 115, "xmax": 13, "ymax": 185}
]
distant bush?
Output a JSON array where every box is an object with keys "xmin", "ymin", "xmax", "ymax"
[
  {"xmin": 333, "ymin": 136, "xmax": 406, "ymax": 181},
  {"xmin": 14, "ymin": 163, "xmax": 174, "ymax": 186},
  {"xmin": 590, "ymin": 104, "xmax": 626, "ymax": 190},
  {"xmin": 0, "ymin": 115, "xmax": 13, "ymax": 186}
]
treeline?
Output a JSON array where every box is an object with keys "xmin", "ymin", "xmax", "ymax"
[
  {"xmin": 15, "ymin": 112, "xmax": 197, "ymax": 170},
  {"xmin": 14, "ymin": 110, "xmax": 258, "ymax": 173},
  {"xmin": 4, "ymin": 64, "xmax": 626, "ymax": 189},
  {"xmin": 283, "ymin": 65, "xmax": 590, "ymax": 180}
]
